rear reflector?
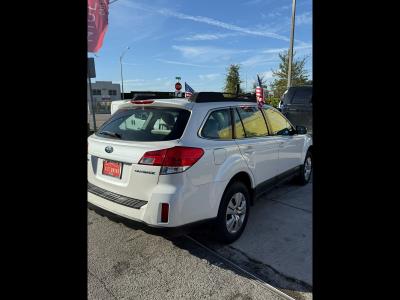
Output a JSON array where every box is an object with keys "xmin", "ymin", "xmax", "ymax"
[
  {"xmin": 161, "ymin": 203, "xmax": 169, "ymax": 223},
  {"xmin": 139, "ymin": 146, "xmax": 204, "ymax": 174},
  {"xmin": 130, "ymin": 100, "xmax": 154, "ymax": 104}
]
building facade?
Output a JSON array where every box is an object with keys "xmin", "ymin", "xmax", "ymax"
[{"xmin": 88, "ymin": 81, "xmax": 121, "ymax": 114}]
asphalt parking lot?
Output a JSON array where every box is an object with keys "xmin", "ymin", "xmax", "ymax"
[{"xmin": 88, "ymin": 180, "xmax": 312, "ymax": 300}]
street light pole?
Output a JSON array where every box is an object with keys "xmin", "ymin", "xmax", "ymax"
[
  {"xmin": 287, "ymin": 0, "xmax": 297, "ymax": 89},
  {"xmin": 120, "ymin": 47, "xmax": 130, "ymax": 100}
]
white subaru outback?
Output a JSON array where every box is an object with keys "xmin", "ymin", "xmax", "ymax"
[{"xmin": 88, "ymin": 92, "xmax": 313, "ymax": 243}]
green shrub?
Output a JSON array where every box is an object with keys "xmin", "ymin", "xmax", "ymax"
[{"xmin": 266, "ymin": 97, "xmax": 280, "ymax": 108}]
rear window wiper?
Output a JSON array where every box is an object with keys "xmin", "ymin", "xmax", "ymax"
[{"xmin": 99, "ymin": 131, "xmax": 122, "ymax": 139}]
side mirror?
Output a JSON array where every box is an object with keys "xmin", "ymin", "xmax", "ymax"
[{"xmin": 296, "ymin": 125, "xmax": 307, "ymax": 134}]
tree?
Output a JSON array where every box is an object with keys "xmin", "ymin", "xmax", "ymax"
[
  {"xmin": 224, "ymin": 64, "xmax": 242, "ymax": 96},
  {"xmin": 270, "ymin": 50, "xmax": 309, "ymax": 99}
]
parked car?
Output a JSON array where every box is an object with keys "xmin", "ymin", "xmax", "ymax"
[
  {"xmin": 88, "ymin": 92, "xmax": 313, "ymax": 243},
  {"xmin": 280, "ymin": 85, "xmax": 312, "ymax": 134}
]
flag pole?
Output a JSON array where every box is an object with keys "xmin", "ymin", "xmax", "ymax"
[{"xmin": 287, "ymin": 0, "xmax": 296, "ymax": 89}]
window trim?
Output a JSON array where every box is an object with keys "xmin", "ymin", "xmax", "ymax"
[{"xmin": 232, "ymin": 107, "xmax": 246, "ymax": 139}]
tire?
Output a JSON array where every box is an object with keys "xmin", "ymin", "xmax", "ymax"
[
  {"xmin": 298, "ymin": 150, "xmax": 312, "ymax": 185},
  {"xmin": 215, "ymin": 182, "xmax": 250, "ymax": 244}
]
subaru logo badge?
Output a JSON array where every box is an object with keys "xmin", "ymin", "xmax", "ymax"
[{"xmin": 105, "ymin": 146, "xmax": 113, "ymax": 153}]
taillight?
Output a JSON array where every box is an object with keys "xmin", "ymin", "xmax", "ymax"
[
  {"xmin": 130, "ymin": 100, "xmax": 154, "ymax": 104},
  {"xmin": 138, "ymin": 146, "xmax": 204, "ymax": 174}
]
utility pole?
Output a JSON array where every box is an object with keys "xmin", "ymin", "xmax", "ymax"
[
  {"xmin": 88, "ymin": 57, "xmax": 97, "ymax": 132},
  {"xmin": 287, "ymin": 0, "xmax": 297, "ymax": 89},
  {"xmin": 88, "ymin": 77, "xmax": 97, "ymax": 132},
  {"xmin": 120, "ymin": 47, "xmax": 130, "ymax": 100}
]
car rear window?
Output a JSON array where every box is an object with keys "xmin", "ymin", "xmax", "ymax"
[
  {"xmin": 292, "ymin": 88, "xmax": 312, "ymax": 104},
  {"xmin": 96, "ymin": 107, "xmax": 191, "ymax": 141}
]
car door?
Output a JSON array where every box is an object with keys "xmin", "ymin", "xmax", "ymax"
[
  {"xmin": 234, "ymin": 106, "xmax": 281, "ymax": 186},
  {"xmin": 263, "ymin": 106, "xmax": 304, "ymax": 175}
]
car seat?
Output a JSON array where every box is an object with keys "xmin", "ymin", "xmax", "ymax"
[{"xmin": 202, "ymin": 118, "xmax": 220, "ymax": 138}]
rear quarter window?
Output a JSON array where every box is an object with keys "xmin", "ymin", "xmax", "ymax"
[{"xmin": 201, "ymin": 109, "xmax": 232, "ymax": 139}]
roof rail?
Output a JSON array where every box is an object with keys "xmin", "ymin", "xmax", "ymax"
[{"xmin": 188, "ymin": 92, "xmax": 257, "ymax": 103}]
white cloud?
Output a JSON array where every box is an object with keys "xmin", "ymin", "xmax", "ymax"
[
  {"xmin": 199, "ymin": 73, "xmax": 220, "ymax": 80},
  {"xmin": 268, "ymin": 12, "xmax": 282, "ymax": 18},
  {"xmin": 260, "ymin": 71, "xmax": 273, "ymax": 79},
  {"xmin": 156, "ymin": 58, "xmax": 213, "ymax": 68},
  {"xmin": 244, "ymin": 0, "xmax": 263, "ymax": 4},
  {"xmin": 241, "ymin": 55, "xmax": 278, "ymax": 67},
  {"xmin": 297, "ymin": 12, "xmax": 312, "ymax": 25},
  {"xmin": 172, "ymin": 45, "xmax": 250, "ymax": 63},
  {"xmin": 261, "ymin": 44, "xmax": 312, "ymax": 54},
  {"xmin": 158, "ymin": 9, "xmax": 290, "ymax": 42},
  {"xmin": 179, "ymin": 33, "xmax": 240, "ymax": 41}
]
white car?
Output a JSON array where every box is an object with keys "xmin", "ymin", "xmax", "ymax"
[
  {"xmin": 88, "ymin": 92, "xmax": 313, "ymax": 243},
  {"xmin": 110, "ymin": 100, "xmax": 128, "ymax": 115}
]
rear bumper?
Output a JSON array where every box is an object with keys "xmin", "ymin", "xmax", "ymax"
[
  {"xmin": 87, "ymin": 200, "xmax": 215, "ymax": 237},
  {"xmin": 87, "ymin": 180, "xmax": 218, "ymax": 229}
]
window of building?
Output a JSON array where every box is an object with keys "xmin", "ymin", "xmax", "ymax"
[
  {"xmin": 108, "ymin": 90, "xmax": 117, "ymax": 96},
  {"xmin": 92, "ymin": 89, "xmax": 101, "ymax": 95}
]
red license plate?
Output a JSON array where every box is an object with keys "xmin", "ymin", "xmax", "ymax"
[{"xmin": 102, "ymin": 160, "xmax": 122, "ymax": 178}]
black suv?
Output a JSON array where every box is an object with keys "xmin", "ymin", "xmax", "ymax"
[{"xmin": 280, "ymin": 85, "xmax": 312, "ymax": 134}]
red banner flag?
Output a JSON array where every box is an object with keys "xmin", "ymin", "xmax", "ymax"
[{"xmin": 88, "ymin": 0, "xmax": 110, "ymax": 53}]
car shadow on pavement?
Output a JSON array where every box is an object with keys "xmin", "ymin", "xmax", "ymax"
[
  {"xmin": 171, "ymin": 225, "xmax": 312, "ymax": 300},
  {"xmin": 88, "ymin": 180, "xmax": 312, "ymax": 300}
]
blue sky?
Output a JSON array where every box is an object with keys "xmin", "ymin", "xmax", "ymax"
[{"xmin": 89, "ymin": 0, "xmax": 312, "ymax": 93}]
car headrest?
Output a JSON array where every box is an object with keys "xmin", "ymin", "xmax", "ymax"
[
  {"xmin": 202, "ymin": 119, "xmax": 220, "ymax": 138},
  {"xmin": 161, "ymin": 113, "xmax": 175, "ymax": 127}
]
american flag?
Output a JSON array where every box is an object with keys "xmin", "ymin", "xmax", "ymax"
[
  {"xmin": 185, "ymin": 82, "xmax": 195, "ymax": 98},
  {"xmin": 256, "ymin": 75, "xmax": 265, "ymax": 108}
]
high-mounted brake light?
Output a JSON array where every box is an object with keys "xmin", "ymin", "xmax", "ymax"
[
  {"xmin": 130, "ymin": 100, "xmax": 154, "ymax": 104},
  {"xmin": 138, "ymin": 146, "xmax": 204, "ymax": 174}
]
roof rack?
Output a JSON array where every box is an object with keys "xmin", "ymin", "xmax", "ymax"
[{"xmin": 188, "ymin": 92, "xmax": 257, "ymax": 103}]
